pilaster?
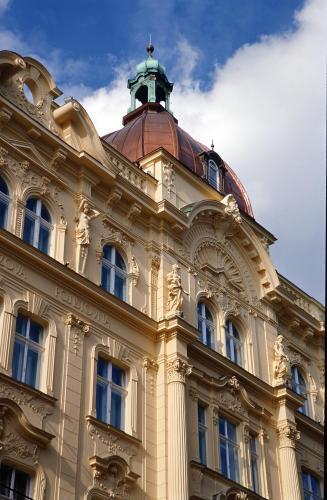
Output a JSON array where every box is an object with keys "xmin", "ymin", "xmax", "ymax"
[{"xmin": 167, "ymin": 357, "xmax": 191, "ymax": 500}]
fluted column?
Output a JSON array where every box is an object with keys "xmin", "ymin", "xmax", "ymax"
[
  {"xmin": 277, "ymin": 421, "xmax": 301, "ymax": 500},
  {"xmin": 167, "ymin": 358, "xmax": 191, "ymax": 500}
]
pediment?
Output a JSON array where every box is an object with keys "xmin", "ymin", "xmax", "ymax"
[{"xmin": 6, "ymin": 139, "xmax": 48, "ymax": 171}]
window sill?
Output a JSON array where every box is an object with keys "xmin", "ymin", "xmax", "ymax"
[
  {"xmin": 86, "ymin": 415, "xmax": 141, "ymax": 446},
  {"xmin": 190, "ymin": 460, "xmax": 268, "ymax": 500},
  {"xmin": 0, "ymin": 371, "xmax": 57, "ymax": 406}
]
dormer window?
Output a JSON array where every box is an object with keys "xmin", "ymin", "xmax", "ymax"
[{"xmin": 208, "ymin": 160, "xmax": 219, "ymax": 190}]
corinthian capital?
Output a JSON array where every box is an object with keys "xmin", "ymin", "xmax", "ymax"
[
  {"xmin": 277, "ymin": 422, "xmax": 300, "ymax": 448},
  {"xmin": 64, "ymin": 313, "xmax": 90, "ymax": 334},
  {"xmin": 167, "ymin": 358, "xmax": 192, "ymax": 383}
]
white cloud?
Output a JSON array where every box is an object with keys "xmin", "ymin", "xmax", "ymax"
[
  {"xmin": 80, "ymin": 0, "xmax": 325, "ymax": 301},
  {"xmin": 0, "ymin": 0, "xmax": 10, "ymax": 15}
]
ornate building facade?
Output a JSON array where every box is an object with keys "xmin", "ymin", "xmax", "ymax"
[{"xmin": 0, "ymin": 47, "xmax": 324, "ymax": 500}]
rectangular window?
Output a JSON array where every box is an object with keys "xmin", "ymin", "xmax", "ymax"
[
  {"xmin": 249, "ymin": 434, "xmax": 259, "ymax": 493},
  {"xmin": 219, "ymin": 417, "xmax": 239, "ymax": 482},
  {"xmin": 198, "ymin": 404, "xmax": 207, "ymax": 465},
  {"xmin": 12, "ymin": 314, "xmax": 43, "ymax": 389},
  {"xmin": 96, "ymin": 357, "xmax": 126, "ymax": 430},
  {"xmin": 0, "ymin": 463, "xmax": 32, "ymax": 499},
  {"xmin": 301, "ymin": 470, "xmax": 322, "ymax": 500}
]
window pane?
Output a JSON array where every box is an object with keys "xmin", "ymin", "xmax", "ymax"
[
  {"xmin": 103, "ymin": 245, "xmax": 112, "ymax": 261},
  {"xmin": 115, "ymin": 250, "xmax": 126, "ymax": 271},
  {"xmin": 23, "ymin": 215, "xmax": 35, "ymax": 245},
  {"xmin": 226, "ymin": 337, "xmax": 231, "ymax": 359},
  {"xmin": 0, "ymin": 177, "xmax": 9, "ymax": 195},
  {"xmin": 199, "ymin": 429, "xmax": 207, "ymax": 465},
  {"xmin": 228, "ymin": 443, "xmax": 237, "ymax": 481},
  {"xmin": 0, "ymin": 463, "xmax": 12, "ymax": 496},
  {"xmin": 112, "ymin": 365, "xmax": 124, "ymax": 386},
  {"xmin": 198, "ymin": 405, "xmax": 205, "ymax": 424},
  {"xmin": 111, "ymin": 391, "xmax": 122, "ymax": 429},
  {"xmin": 38, "ymin": 225, "xmax": 50, "ymax": 254},
  {"xmin": 227, "ymin": 420, "xmax": 236, "ymax": 442},
  {"xmin": 96, "ymin": 382, "xmax": 107, "ymax": 422},
  {"xmin": 16, "ymin": 315, "xmax": 28, "ymax": 336},
  {"xmin": 12, "ymin": 340, "xmax": 24, "ymax": 382},
  {"xmin": 25, "ymin": 348, "xmax": 39, "ymax": 387},
  {"xmin": 114, "ymin": 274, "xmax": 125, "ymax": 300},
  {"xmin": 310, "ymin": 475, "xmax": 321, "ymax": 496},
  {"xmin": 101, "ymin": 266, "xmax": 111, "ymax": 291},
  {"xmin": 205, "ymin": 324, "xmax": 212, "ymax": 347},
  {"xmin": 29, "ymin": 320, "xmax": 42, "ymax": 343},
  {"xmin": 251, "ymin": 457, "xmax": 259, "ymax": 493},
  {"xmin": 220, "ymin": 439, "xmax": 228, "ymax": 476},
  {"xmin": 41, "ymin": 203, "xmax": 51, "ymax": 222},
  {"xmin": 0, "ymin": 199, "xmax": 8, "ymax": 228},
  {"xmin": 14, "ymin": 469, "xmax": 30, "ymax": 497},
  {"xmin": 97, "ymin": 357, "xmax": 108, "ymax": 378},
  {"xmin": 26, "ymin": 198, "xmax": 37, "ymax": 212},
  {"xmin": 219, "ymin": 418, "xmax": 225, "ymax": 436}
]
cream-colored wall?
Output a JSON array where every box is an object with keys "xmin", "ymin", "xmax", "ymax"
[{"xmin": 0, "ymin": 51, "xmax": 324, "ymax": 500}]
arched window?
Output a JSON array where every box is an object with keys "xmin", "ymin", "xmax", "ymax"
[
  {"xmin": 197, "ymin": 302, "xmax": 214, "ymax": 348},
  {"xmin": 208, "ymin": 160, "xmax": 219, "ymax": 190},
  {"xmin": 101, "ymin": 245, "xmax": 128, "ymax": 301},
  {"xmin": 96, "ymin": 357, "xmax": 126, "ymax": 430},
  {"xmin": 225, "ymin": 320, "xmax": 243, "ymax": 366},
  {"xmin": 23, "ymin": 197, "xmax": 52, "ymax": 254},
  {"xmin": 291, "ymin": 366, "xmax": 309, "ymax": 415},
  {"xmin": 0, "ymin": 176, "xmax": 10, "ymax": 229}
]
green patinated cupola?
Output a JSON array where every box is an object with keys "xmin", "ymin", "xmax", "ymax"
[{"xmin": 127, "ymin": 43, "xmax": 174, "ymax": 113}]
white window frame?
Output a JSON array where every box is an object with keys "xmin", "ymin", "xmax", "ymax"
[
  {"xmin": 219, "ymin": 416, "xmax": 240, "ymax": 482},
  {"xmin": 291, "ymin": 366, "xmax": 309, "ymax": 415},
  {"xmin": 197, "ymin": 302, "xmax": 215, "ymax": 348},
  {"xmin": 0, "ymin": 463, "xmax": 32, "ymax": 499},
  {"xmin": 225, "ymin": 320, "xmax": 243, "ymax": 366},
  {"xmin": 0, "ymin": 177, "xmax": 10, "ymax": 230},
  {"xmin": 208, "ymin": 159, "xmax": 219, "ymax": 190},
  {"xmin": 13, "ymin": 314, "xmax": 44, "ymax": 389},
  {"xmin": 101, "ymin": 246, "xmax": 128, "ymax": 302},
  {"xmin": 96, "ymin": 358, "xmax": 127, "ymax": 430},
  {"xmin": 198, "ymin": 403, "xmax": 208, "ymax": 465},
  {"xmin": 23, "ymin": 198, "xmax": 53, "ymax": 254}
]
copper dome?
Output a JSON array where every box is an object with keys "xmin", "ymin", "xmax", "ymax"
[{"xmin": 102, "ymin": 102, "xmax": 253, "ymax": 216}]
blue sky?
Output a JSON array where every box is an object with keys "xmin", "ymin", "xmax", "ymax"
[
  {"xmin": 0, "ymin": 0, "xmax": 325, "ymax": 303},
  {"xmin": 2, "ymin": 0, "xmax": 305, "ymax": 91}
]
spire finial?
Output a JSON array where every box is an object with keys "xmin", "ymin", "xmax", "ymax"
[
  {"xmin": 211, "ymin": 139, "xmax": 215, "ymax": 150},
  {"xmin": 147, "ymin": 34, "xmax": 154, "ymax": 57}
]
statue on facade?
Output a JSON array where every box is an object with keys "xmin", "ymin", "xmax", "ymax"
[
  {"xmin": 166, "ymin": 264, "xmax": 184, "ymax": 315},
  {"xmin": 273, "ymin": 335, "xmax": 290, "ymax": 386},
  {"xmin": 75, "ymin": 199, "xmax": 100, "ymax": 276}
]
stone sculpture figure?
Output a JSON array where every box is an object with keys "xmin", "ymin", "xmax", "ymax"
[
  {"xmin": 166, "ymin": 264, "xmax": 183, "ymax": 315},
  {"xmin": 75, "ymin": 199, "xmax": 100, "ymax": 276},
  {"xmin": 273, "ymin": 334, "xmax": 290, "ymax": 386}
]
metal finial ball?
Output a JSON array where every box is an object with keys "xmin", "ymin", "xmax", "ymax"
[{"xmin": 147, "ymin": 44, "xmax": 154, "ymax": 55}]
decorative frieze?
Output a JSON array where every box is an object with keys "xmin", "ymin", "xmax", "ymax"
[{"xmin": 54, "ymin": 287, "xmax": 111, "ymax": 327}]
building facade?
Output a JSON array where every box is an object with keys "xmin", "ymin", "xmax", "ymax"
[{"xmin": 0, "ymin": 47, "xmax": 324, "ymax": 500}]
